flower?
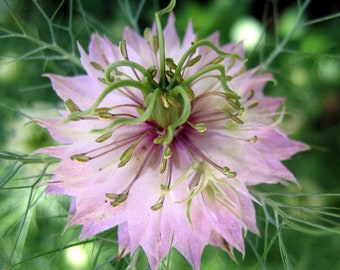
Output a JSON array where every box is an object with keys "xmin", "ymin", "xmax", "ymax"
[{"xmin": 35, "ymin": 11, "xmax": 308, "ymax": 270}]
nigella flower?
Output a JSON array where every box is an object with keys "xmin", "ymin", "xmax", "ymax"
[{"xmin": 35, "ymin": 3, "xmax": 307, "ymax": 269}]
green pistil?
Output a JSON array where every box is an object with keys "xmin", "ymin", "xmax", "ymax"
[
  {"xmin": 155, "ymin": 0, "xmax": 177, "ymax": 88},
  {"xmin": 167, "ymin": 39, "xmax": 246, "ymax": 90},
  {"xmin": 104, "ymin": 60, "xmax": 159, "ymax": 90}
]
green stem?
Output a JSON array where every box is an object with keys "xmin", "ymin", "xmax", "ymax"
[
  {"xmin": 0, "ymin": 151, "xmax": 59, "ymax": 164},
  {"xmin": 155, "ymin": 0, "xmax": 177, "ymax": 89},
  {"xmin": 260, "ymin": 0, "xmax": 311, "ymax": 70}
]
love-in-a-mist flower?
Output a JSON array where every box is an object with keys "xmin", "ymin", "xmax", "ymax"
[{"xmin": 35, "ymin": 2, "xmax": 307, "ymax": 269}]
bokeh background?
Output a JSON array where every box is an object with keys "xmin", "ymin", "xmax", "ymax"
[{"xmin": 1, "ymin": 0, "xmax": 339, "ymax": 269}]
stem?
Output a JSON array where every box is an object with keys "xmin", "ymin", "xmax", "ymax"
[
  {"xmin": 260, "ymin": 0, "xmax": 311, "ymax": 70},
  {"xmin": 155, "ymin": 0, "xmax": 177, "ymax": 89}
]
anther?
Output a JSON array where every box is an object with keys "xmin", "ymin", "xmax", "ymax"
[
  {"xmin": 95, "ymin": 107, "xmax": 111, "ymax": 113},
  {"xmin": 222, "ymin": 166, "xmax": 230, "ymax": 175},
  {"xmin": 151, "ymin": 202, "xmax": 163, "ymax": 211},
  {"xmin": 153, "ymin": 135, "xmax": 164, "ymax": 145},
  {"xmin": 161, "ymin": 94, "xmax": 170, "ymax": 108},
  {"xmin": 143, "ymin": 28, "xmax": 151, "ymax": 42},
  {"xmin": 166, "ymin": 70, "xmax": 175, "ymax": 78},
  {"xmin": 119, "ymin": 40, "xmax": 129, "ymax": 60},
  {"xmin": 184, "ymin": 86, "xmax": 195, "ymax": 100},
  {"xmin": 110, "ymin": 194, "xmax": 128, "ymax": 207},
  {"xmin": 163, "ymin": 146, "xmax": 172, "ymax": 159},
  {"xmin": 97, "ymin": 77, "xmax": 110, "ymax": 85},
  {"xmin": 247, "ymin": 89, "xmax": 255, "ymax": 101},
  {"xmin": 147, "ymin": 65, "xmax": 157, "ymax": 78},
  {"xmin": 65, "ymin": 99, "xmax": 81, "ymax": 113},
  {"xmin": 248, "ymin": 100, "xmax": 259, "ymax": 109},
  {"xmin": 185, "ymin": 55, "xmax": 202, "ymax": 67},
  {"xmin": 118, "ymin": 143, "xmax": 136, "ymax": 168},
  {"xmin": 229, "ymin": 115, "xmax": 244, "ymax": 125},
  {"xmin": 71, "ymin": 154, "xmax": 90, "ymax": 162},
  {"xmin": 210, "ymin": 56, "xmax": 225, "ymax": 65},
  {"xmin": 166, "ymin": 58, "xmax": 177, "ymax": 70},
  {"xmin": 193, "ymin": 123, "xmax": 207, "ymax": 135},
  {"xmin": 248, "ymin": 136, "xmax": 258, "ymax": 143},
  {"xmin": 105, "ymin": 193, "xmax": 121, "ymax": 200},
  {"xmin": 239, "ymin": 107, "xmax": 246, "ymax": 116},
  {"xmin": 226, "ymin": 100, "xmax": 241, "ymax": 111},
  {"xmin": 95, "ymin": 131, "xmax": 113, "ymax": 143},
  {"xmin": 90, "ymin": 61, "xmax": 105, "ymax": 72},
  {"xmin": 160, "ymin": 184, "xmax": 169, "ymax": 194},
  {"xmin": 98, "ymin": 112, "xmax": 113, "ymax": 120},
  {"xmin": 167, "ymin": 95, "xmax": 180, "ymax": 107},
  {"xmin": 226, "ymin": 171, "xmax": 237, "ymax": 178},
  {"xmin": 152, "ymin": 35, "xmax": 159, "ymax": 54},
  {"xmin": 160, "ymin": 158, "xmax": 167, "ymax": 174}
]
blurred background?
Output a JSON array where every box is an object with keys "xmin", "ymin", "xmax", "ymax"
[{"xmin": 0, "ymin": 0, "xmax": 339, "ymax": 269}]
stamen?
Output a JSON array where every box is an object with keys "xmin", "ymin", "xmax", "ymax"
[
  {"xmin": 247, "ymin": 89, "xmax": 255, "ymax": 101},
  {"xmin": 160, "ymin": 184, "xmax": 170, "ymax": 194},
  {"xmin": 151, "ymin": 202, "xmax": 164, "ymax": 211},
  {"xmin": 167, "ymin": 95, "xmax": 180, "ymax": 107},
  {"xmin": 163, "ymin": 146, "xmax": 173, "ymax": 159},
  {"xmin": 70, "ymin": 154, "xmax": 91, "ymax": 162},
  {"xmin": 147, "ymin": 65, "xmax": 157, "ymax": 78},
  {"xmin": 95, "ymin": 131, "xmax": 113, "ymax": 143},
  {"xmin": 188, "ymin": 122, "xmax": 207, "ymax": 135},
  {"xmin": 160, "ymin": 158, "xmax": 167, "ymax": 174},
  {"xmin": 226, "ymin": 171, "xmax": 237, "ymax": 178},
  {"xmin": 247, "ymin": 136, "xmax": 258, "ymax": 143},
  {"xmin": 152, "ymin": 35, "xmax": 159, "ymax": 54},
  {"xmin": 90, "ymin": 61, "xmax": 105, "ymax": 72},
  {"xmin": 221, "ymin": 166, "xmax": 230, "ymax": 174},
  {"xmin": 166, "ymin": 58, "xmax": 177, "ymax": 70},
  {"xmin": 118, "ymin": 131, "xmax": 151, "ymax": 168},
  {"xmin": 183, "ymin": 55, "xmax": 201, "ymax": 68},
  {"xmin": 105, "ymin": 193, "xmax": 121, "ymax": 200},
  {"xmin": 118, "ymin": 143, "xmax": 137, "ymax": 168},
  {"xmin": 161, "ymin": 94, "xmax": 170, "ymax": 108},
  {"xmin": 181, "ymin": 136, "xmax": 236, "ymax": 177},
  {"xmin": 119, "ymin": 40, "xmax": 129, "ymax": 60},
  {"xmin": 210, "ymin": 56, "xmax": 225, "ymax": 65},
  {"xmin": 247, "ymin": 100, "xmax": 259, "ymax": 109},
  {"xmin": 110, "ymin": 193, "xmax": 128, "ymax": 207},
  {"xmin": 98, "ymin": 112, "xmax": 113, "ymax": 120},
  {"xmin": 143, "ymin": 28, "xmax": 151, "ymax": 42},
  {"xmin": 65, "ymin": 99, "xmax": 81, "ymax": 113},
  {"xmin": 229, "ymin": 115, "xmax": 244, "ymax": 125}
]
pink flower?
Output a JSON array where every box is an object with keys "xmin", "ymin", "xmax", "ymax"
[{"xmin": 35, "ymin": 13, "xmax": 307, "ymax": 270}]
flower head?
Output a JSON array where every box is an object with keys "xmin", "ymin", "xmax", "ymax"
[{"xmin": 35, "ymin": 7, "xmax": 307, "ymax": 270}]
